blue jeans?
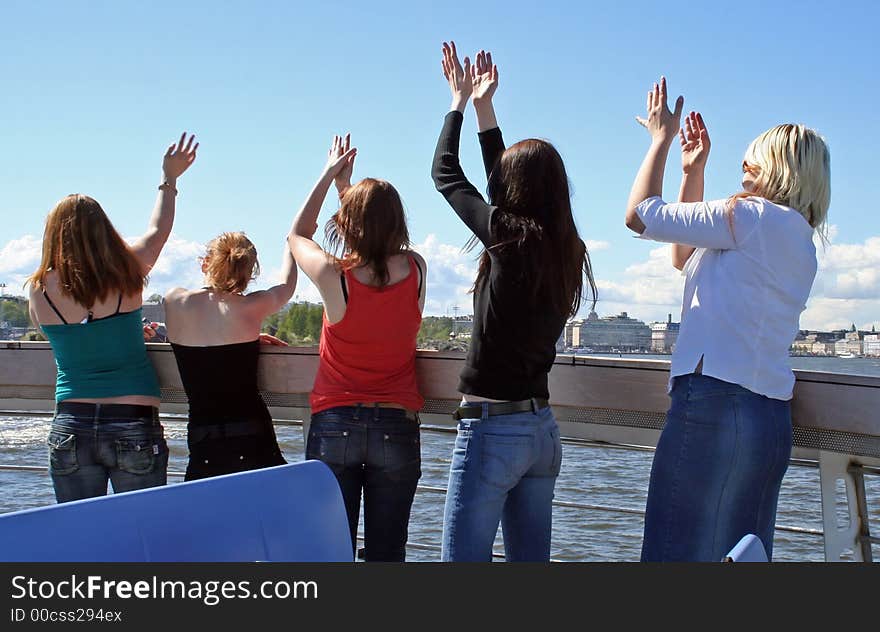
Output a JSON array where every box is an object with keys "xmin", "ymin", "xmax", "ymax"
[
  {"xmin": 306, "ymin": 405, "xmax": 421, "ymax": 562},
  {"xmin": 441, "ymin": 403, "xmax": 562, "ymax": 562},
  {"xmin": 48, "ymin": 404, "xmax": 169, "ymax": 504},
  {"xmin": 641, "ymin": 373, "xmax": 792, "ymax": 561}
]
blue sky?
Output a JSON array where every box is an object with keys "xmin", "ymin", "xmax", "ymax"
[{"xmin": 1, "ymin": 0, "xmax": 878, "ymax": 329}]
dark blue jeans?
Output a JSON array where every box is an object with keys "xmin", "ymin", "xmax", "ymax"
[
  {"xmin": 641, "ymin": 373, "xmax": 792, "ymax": 561},
  {"xmin": 306, "ymin": 405, "xmax": 421, "ymax": 562},
  {"xmin": 441, "ymin": 404, "xmax": 562, "ymax": 562},
  {"xmin": 48, "ymin": 403, "xmax": 169, "ymax": 503}
]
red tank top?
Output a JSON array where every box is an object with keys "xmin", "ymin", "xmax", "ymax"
[{"xmin": 310, "ymin": 255, "xmax": 424, "ymax": 414}]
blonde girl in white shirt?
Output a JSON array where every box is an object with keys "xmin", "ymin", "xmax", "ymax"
[{"xmin": 625, "ymin": 77, "xmax": 830, "ymax": 561}]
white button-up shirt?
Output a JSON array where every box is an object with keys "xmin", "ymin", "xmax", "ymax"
[{"xmin": 636, "ymin": 195, "xmax": 817, "ymax": 400}]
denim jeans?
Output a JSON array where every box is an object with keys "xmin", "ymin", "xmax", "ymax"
[
  {"xmin": 441, "ymin": 403, "xmax": 562, "ymax": 562},
  {"xmin": 48, "ymin": 404, "xmax": 169, "ymax": 503},
  {"xmin": 641, "ymin": 373, "xmax": 792, "ymax": 562},
  {"xmin": 306, "ymin": 405, "xmax": 421, "ymax": 562}
]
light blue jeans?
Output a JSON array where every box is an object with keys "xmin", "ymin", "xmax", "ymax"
[
  {"xmin": 441, "ymin": 403, "xmax": 562, "ymax": 562},
  {"xmin": 641, "ymin": 373, "xmax": 792, "ymax": 561}
]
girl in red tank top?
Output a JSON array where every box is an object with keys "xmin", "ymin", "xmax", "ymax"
[{"xmin": 287, "ymin": 134, "xmax": 427, "ymax": 562}]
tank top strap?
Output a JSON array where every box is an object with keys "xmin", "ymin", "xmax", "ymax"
[
  {"xmin": 41, "ymin": 288, "xmax": 69, "ymax": 325},
  {"xmin": 408, "ymin": 254, "xmax": 423, "ymax": 296},
  {"xmin": 115, "ymin": 293, "xmax": 123, "ymax": 314}
]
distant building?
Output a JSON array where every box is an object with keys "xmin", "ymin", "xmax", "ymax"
[
  {"xmin": 650, "ymin": 314, "xmax": 679, "ymax": 353},
  {"xmin": 141, "ymin": 302, "xmax": 166, "ymax": 324},
  {"xmin": 564, "ymin": 319, "xmax": 584, "ymax": 348},
  {"xmin": 451, "ymin": 316, "xmax": 473, "ymax": 339},
  {"xmin": 575, "ymin": 311, "xmax": 652, "ymax": 352},
  {"xmin": 864, "ymin": 334, "xmax": 880, "ymax": 357}
]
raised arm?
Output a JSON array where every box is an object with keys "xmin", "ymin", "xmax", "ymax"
[
  {"xmin": 673, "ymin": 112, "xmax": 711, "ymax": 270},
  {"xmin": 627, "ymin": 84, "xmax": 748, "ymax": 250},
  {"xmin": 244, "ymin": 244, "xmax": 298, "ymax": 317},
  {"xmin": 130, "ymin": 133, "xmax": 198, "ymax": 275},
  {"xmin": 471, "ymin": 49, "xmax": 504, "ymax": 178},
  {"xmin": 625, "ymin": 77, "xmax": 683, "ymax": 234},
  {"xmin": 432, "ymin": 41, "xmax": 494, "ymax": 246},
  {"xmin": 287, "ymin": 135, "xmax": 357, "ymax": 285}
]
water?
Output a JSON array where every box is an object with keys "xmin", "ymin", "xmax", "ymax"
[{"xmin": 1, "ymin": 354, "xmax": 879, "ymax": 561}]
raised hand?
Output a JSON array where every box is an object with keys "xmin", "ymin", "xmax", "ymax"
[
  {"xmin": 471, "ymin": 49, "xmax": 498, "ymax": 104},
  {"xmin": 323, "ymin": 134, "xmax": 357, "ymax": 180},
  {"xmin": 332, "ymin": 133, "xmax": 356, "ymax": 193},
  {"xmin": 635, "ymin": 77, "xmax": 684, "ymax": 145},
  {"xmin": 679, "ymin": 111, "xmax": 711, "ymax": 174},
  {"xmin": 441, "ymin": 41, "xmax": 472, "ymax": 110},
  {"xmin": 162, "ymin": 132, "xmax": 198, "ymax": 181}
]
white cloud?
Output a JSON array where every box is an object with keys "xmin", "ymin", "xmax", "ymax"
[
  {"xmin": 135, "ymin": 234, "xmax": 206, "ymax": 298},
  {"xmin": 582, "ymin": 228, "xmax": 880, "ymax": 330},
  {"xmin": 412, "ymin": 234, "xmax": 478, "ymax": 316},
  {"xmin": 586, "ymin": 240, "xmax": 610, "ymax": 252},
  {"xmin": 0, "ymin": 235, "xmax": 42, "ymax": 291},
  {"xmin": 588, "ymin": 245, "xmax": 685, "ymax": 322}
]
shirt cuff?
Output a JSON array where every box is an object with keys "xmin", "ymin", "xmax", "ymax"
[{"xmin": 634, "ymin": 196, "xmax": 665, "ymax": 240}]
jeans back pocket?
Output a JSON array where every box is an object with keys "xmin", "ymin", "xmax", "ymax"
[
  {"xmin": 116, "ymin": 437, "xmax": 159, "ymax": 475},
  {"xmin": 47, "ymin": 431, "xmax": 79, "ymax": 476},
  {"xmin": 306, "ymin": 429, "xmax": 349, "ymax": 467}
]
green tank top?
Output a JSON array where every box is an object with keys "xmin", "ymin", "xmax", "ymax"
[{"xmin": 41, "ymin": 308, "xmax": 162, "ymax": 402}]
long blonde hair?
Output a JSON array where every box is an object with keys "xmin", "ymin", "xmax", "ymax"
[
  {"xmin": 732, "ymin": 124, "xmax": 831, "ymax": 238},
  {"xmin": 201, "ymin": 232, "xmax": 260, "ymax": 294},
  {"xmin": 27, "ymin": 194, "xmax": 145, "ymax": 306}
]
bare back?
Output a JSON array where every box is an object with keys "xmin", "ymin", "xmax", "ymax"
[
  {"xmin": 318, "ymin": 252, "xmax": 427, "ymax": 325},
  {"xmin": 164, "ymin": 289, "xmax": 267, "ymax": 346},
  {"xmin": 29, "ymin": 271, "xmax": 144, "ymax": 327}
]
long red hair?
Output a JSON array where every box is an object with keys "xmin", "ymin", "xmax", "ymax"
[{"xmin": 27, "ymin": 194, "xmax": 145, "ymax": 306}]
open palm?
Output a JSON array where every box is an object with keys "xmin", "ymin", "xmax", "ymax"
[
  {"xmin": 680, "ymin": 111, "xmax": 710, "ymax": 174},
  {"xmin": 471, "ymin": 50, "xmax": 498, "ymax": 103},
  {"xmin": 162, "ymin": 132, "xmax": 198, "ymax": 180}
]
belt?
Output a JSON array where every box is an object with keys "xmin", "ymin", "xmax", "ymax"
[
  {"xmin": 452, "ymin": 398, "xmax": 550, "ymax": 421},
  {"xmin": 359, "ymin": 403, "xmax": 419, "ymax": 423},
  {"xmin": 56, "ymin": 401, "xmax": 158, "ymax": 421},
  {"xmin": 189, "ymin": 420, "xmax": 274, "ymax": 443}
]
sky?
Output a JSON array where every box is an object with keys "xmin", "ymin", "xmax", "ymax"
[{"xmin": 0, "ymin": 0, "xmax": 878, "ymax": 330}]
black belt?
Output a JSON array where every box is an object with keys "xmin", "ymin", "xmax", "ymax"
[
  {"xmin": 56, "ymin": 401, "xmax": 158, "ymax": 422},
  {"xmin": 452, "ymin": 398, "xmax": 550, "ymax": 421},
  {"xmin": 189, "ymin": 420, "xmax": 274, "ymax": 443}
]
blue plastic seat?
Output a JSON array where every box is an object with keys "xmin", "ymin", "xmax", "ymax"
[
  {"xmin": 0, "ymin": 461, "xmax": 352, "ymax": 562},
  {"xmin": 722, "ymin": 534, "xmax": 768, "ymax": 562}
]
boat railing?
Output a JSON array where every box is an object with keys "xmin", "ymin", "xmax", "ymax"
[{"xmin": 1, "ymin": 341, "xmax": 878, "ymax": 561}]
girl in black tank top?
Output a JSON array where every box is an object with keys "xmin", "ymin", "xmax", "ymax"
[{"xmin": 171, "ymin": 340, "xmax": 286, "ymax": 481}]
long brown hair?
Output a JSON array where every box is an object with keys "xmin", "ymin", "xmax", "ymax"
[
  {"xmin": 476, "ymin": 139, "xmax": 596, "ymax": 318},
  {"xmin": 27, "ymin": 194, "xmax": 145, "ymax": 306},
  {"xmin": 202, "ymin": 232, "xmax": 260, "ymax": 294},
  {"xmin": 324, "ymin": 178, "xmax": 411, "ymax": 286}
]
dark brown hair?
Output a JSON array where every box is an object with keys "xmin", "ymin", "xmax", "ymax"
[
  {"xmin": 324, "ymin": 178, "xmax": 411, "ymax": 286},
  {"xmin": 27, "ymin": 194, "xmax": 145, "ymax": 306},
  {"xmin": 476, "ymin": 139, "xmax": 596, "ymax": 318},
  {"xmin": 202, "ymin": 232, "xmax": 260, "ymax": 294}
]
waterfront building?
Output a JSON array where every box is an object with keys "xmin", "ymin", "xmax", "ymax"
[
  {"xmin": 650, "ymin": 314, "xmax": 679, "ymax": 353},
  {"xmin": 564, "ymin": 319, "xmax": 584, "ymax": 347},
  {"xmin": 575, "ymin": 311, "xmax": 652, "ymax": 352},
  {"xmin": 863, "ymin": 334, "xmax": 880, "ymax": 357}
]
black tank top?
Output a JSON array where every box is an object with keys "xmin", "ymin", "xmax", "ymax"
[{"xmin": 170, "ymin": 340, "xmax": 271, "ymax": 425}]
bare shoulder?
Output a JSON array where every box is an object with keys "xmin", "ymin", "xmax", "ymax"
[
  {"xmin": 163, "ymin": 287, "xmax": 195, "ymax": 307},
  {"xmin": 408, "ymin": 250, "xmax": 427, "ymax": 270}
]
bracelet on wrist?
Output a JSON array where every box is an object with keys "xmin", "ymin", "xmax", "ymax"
[{"xmin": 158, "ymin": 180, "xmax": 178, "ymax": 195}]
